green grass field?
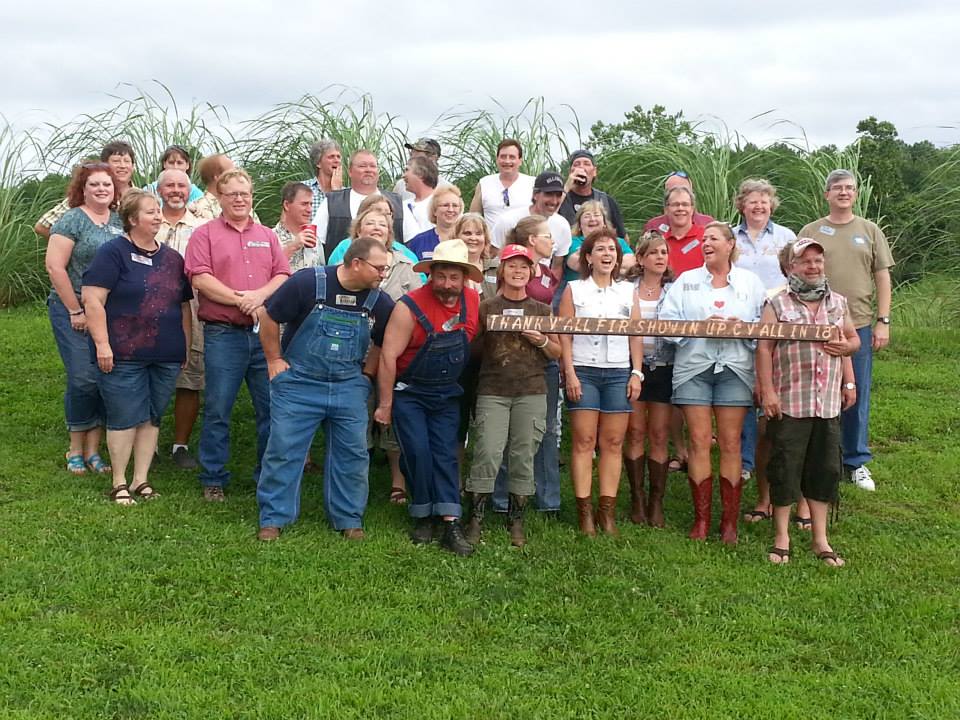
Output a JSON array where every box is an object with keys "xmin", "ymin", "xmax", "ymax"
[{"xmin": 1, "ymin": 304, "xmax": 958, "ymax": 719}]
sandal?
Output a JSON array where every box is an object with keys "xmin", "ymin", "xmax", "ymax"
[
  {"xmin": 389, "ymin": 487, "xmax": 407, "ymax": 505},
  {"xmin": 130, "ymin": 482, "xmax": 158, "ymax": 501},
  {"xmin": 791, "ymin": 514, "xmax": 812, "ymax": 531},
  {"xmin": 108, "ymin": 484, "xmax": 136, "ymax": 506},
  {"xmin": 85, "ymin": 454, "xmax": 112, "ymax": 474},
  {"xmin": 743, "ymin": 509, "xmax": 771, "ymax": 523},
  {"xmin": 667, "ymin": 456, "xmax": 688, "ymax": 473},
  {"xmin": 815, "ymin": 549, "xmax": 845, "ymax": 567},
  {"xmin": 767, "ymin": 546, "xmax": 790, "ymax": 564},
  {"xmin": 65, "ymin": 451, "xmax": 86, "ymax": 475}
]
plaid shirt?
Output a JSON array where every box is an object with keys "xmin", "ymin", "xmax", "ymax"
[
  {"xmin": 187, "ymin": 192, "xmax": 221, "ymax": 221},
  {"xmin": 301, "ymin": 177, "xmax": 325, "ymax": 218},
  {"xmin": 37, "ymin": 197, "xmax": 70, "ymax": 229},
  {"xmin": 768, "ymin": 288, "xmax": 848, "ymax": 419},
  {"xmin": 157, "ymin": 210, "xmax": 204, "ymax": 351}
]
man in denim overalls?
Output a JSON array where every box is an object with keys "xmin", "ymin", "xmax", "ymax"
[
  {"xmin": 375, "ymin": 240, "xmax": 482, "ymax": 556},
  {"xmin": 255, "ymin": 237, "xmax": 395, "ymax": 541}
]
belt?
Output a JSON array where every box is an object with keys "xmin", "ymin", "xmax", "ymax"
[{"xmin": 206, "ymin": 321, "xmax": 254, "ymax": 331}]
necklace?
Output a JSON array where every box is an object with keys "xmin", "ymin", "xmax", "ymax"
[{"xmin": 639, "ymin": 283, "xmax": 660, "ymax": 298}]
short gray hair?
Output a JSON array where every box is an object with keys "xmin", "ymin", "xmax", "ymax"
[
  {"xmin": 664, "ymin": 185, "xmax": 696, "ymax": 209},
  {"xmin": 735, "ymin": 178, "xmax": 780, "ymax": 213},
  {"xmin": 309, "ymin": 139, "xmax": 341, "ymax": 170},
  {"xmin": 825, "ymin": 169, "xmax": 856, "ymax": 192}
]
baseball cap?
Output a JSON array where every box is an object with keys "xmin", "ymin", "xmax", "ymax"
[
  {"xmin": 568, "ymin": 149, "xmax": 595, "ymax": 165},
  {"xmin": 533, "ymin": 171, "xmax": 564, "ymax": 193},
  {"xmin": 499, "ymin": 244, "xmax": 534, "ymax": 264},
  {"xmin": 791, "ymin": 238, "xmax": 825, "ymax": 257},
  {"xmin": 404, "ymin": 138, "xmax": 441, "ymax": 157}
]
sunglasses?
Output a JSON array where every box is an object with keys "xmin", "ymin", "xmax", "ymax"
[
  {"xmin": 668, "ymin": 170, "xmax": 689, "ymax": 179},
  {"xmin": 502, "ymin": 187, "xmax": 510, "ymax": 207}
]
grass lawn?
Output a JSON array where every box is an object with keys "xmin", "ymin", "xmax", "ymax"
[{"xmin": 1, "ymin": 303, "xmax": 958, "ymax": 719}]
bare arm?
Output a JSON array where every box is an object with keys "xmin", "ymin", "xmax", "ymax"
[
  {"xmin": 374, "ymin": 302, "xmax": 415, "ymax": 424},
  {"xmin": 258, "ymin": 310, "xmax": 288, "ymax": 380},
  {"xmin": 873, "ymin": 268, "xmax": 891, "ymax": 350},
  {"xmin": 627, "ymin": 288, "xmax": 643, "ymax": 400},
  {"xmin": 468, "ymin": 183, "xmax": 483, "ymax": 214},
  {"xmin": 191, "ymin": 273, "xmax": 240, "ymax": 307},
  {"xmin": 81, "ymin": 285, "xmax": 112, "ymax": 373},
  {"xmin": 236, "ymin": 273, "xmax": 289, "ymax": 317},
  {"xmin": 34, "ymin": 222, "xmax": 51, "ymax": 239},
  {"xmin": 557, "ymin": 285, "xmax": 582, "ymax": 402},
  {"xmin": 756, "ymin": 303, "xmax": 780, "ymax": 419},
  {"xmin": 551, "ymin": 254, "xmax": 566, "ymax": 276}
]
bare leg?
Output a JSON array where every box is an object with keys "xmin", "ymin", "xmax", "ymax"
[
  {"xmin": 646, "ymin": 402, "xmax": 671, "ymax": 464},
  {"xmin": 105, "ymin": 428, "xmax": 136, "ymax": 505},
  {"xmin": 387, "ymin": 449, "xmax": 405, "ymax": 492},
  {"xmin": 597, "ymin": 413, "xmax": 629, "ymax": 496},
  {"xmin": 768, "ymin": 505, "xmax": 791, "ymax": 563},
  {"xmin": 669, "ymin": 405, "xmax": 688, "ymax": 465},
  {"xmin": 681, "ymin": 405, "xmax": 713, "ymax": 482},
  {"xmin": 131, "ymin": 422, "xmax": 160, "ymax": 490},
  {"xmin": 714, "ymin": 406, "xmax": 748, "ymax": 485},
  {"xmin": 173, "ymin": 388, "xmax": 200, "ymax": 446},
  {"xmin": 624, "ymin": 401, "xmax": 647, "ymax": 460},
  {"xmin": 752, "ymin": 420, "xmax": 772, "ymax": 514},
  {"xmin": 68, "ymin": 430, "xmax": 85, "ymax": 456},
  {"xmin": 83, "ymin": 427, "xmax": 103, "ymax": 459},
  {"xmin": 570, "ymin": 410, "xmax": 599, "ymax": 498},
  {"xmin": 808, "ymin": 498, "xmax": 844, "ymax": 566}
]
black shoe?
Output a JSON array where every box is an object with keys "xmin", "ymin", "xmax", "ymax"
[
  {"xmin": 410, "ymin": 517, "xmax": 434, "ymax": 545},
  {"xmin": 439, "ymin": 519, "xmax": 474, "ymax": 556},
  {"xmin": 172, "ymin": 446, "xmax": 198, "ymax": 469}
]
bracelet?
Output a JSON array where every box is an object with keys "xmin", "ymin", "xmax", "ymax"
[
  {"xmin": 537, "ymin": 337, "xmax": 549, "ymax": 349},
  {"xmin": 630, "ymin": 368, "xmax": 645, "ymax": 381},
  {"xmin": 69, "ymin": 308, "xmax": 85, "ymax": 316}
]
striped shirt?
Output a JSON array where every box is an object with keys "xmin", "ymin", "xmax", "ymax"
[{"xmin": 768, "ymin": 289, "xmax": 848, "ymax": 419}]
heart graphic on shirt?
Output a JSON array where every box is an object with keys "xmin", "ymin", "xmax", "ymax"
[{"xmin": 714, "ymin": 300, "xmax": 725, "ymax": 309}]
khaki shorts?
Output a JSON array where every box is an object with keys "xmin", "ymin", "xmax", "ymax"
[{"xmin": 175, "ymin": 349, "xmax": 205, "ymax": 391}]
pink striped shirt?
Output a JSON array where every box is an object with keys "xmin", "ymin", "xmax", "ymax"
[{"xmin": 768, "ymin": 289, "xmax": 848, "ymax": 419}]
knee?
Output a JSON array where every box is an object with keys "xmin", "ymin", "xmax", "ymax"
[
  {"xmin": 600, "ymin": 434, "xmax": 625, "ymax": 454},
  {"xmin": 572, "ymin": 431, "xmax": 597, "ymax": 454}
]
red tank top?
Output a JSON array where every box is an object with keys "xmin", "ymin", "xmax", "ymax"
[{"xmin": 396, "ymin": 284, "xmax": 481, "ymax": 375}]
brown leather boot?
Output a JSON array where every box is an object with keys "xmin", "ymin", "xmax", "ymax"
[
  {"xmin": 646, "ymin": 458, "xmax": 668, "ymax": 528},
  {"xmin": 507, "ymin": 493, "xmax": 528, "ymax": 547},
  {"xmin": 596, "ymin": 495, "xmax": 620, "ymax": 537},
  {"xmin": 575, "ymin": 496, "xmax": 596, "ymax": 537},
  {"xmin": 464, "ymin": 492, "xmax": 490, "ymax": 545},
  {"xmin": 624, "ymin": 456, "xmax": 647, "ymax": 524},
  {"xmin": 718, "ymin": 476, "xmax": 743, "ymax": 545},
  {"xmin": 688, "ymin": 476, "xmax": 713, "ymax": 540}
]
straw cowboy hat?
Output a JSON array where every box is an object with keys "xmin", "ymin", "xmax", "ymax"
[{"xmin": 413, "ymin": 239, "xmax": 483, "ymax": 283}]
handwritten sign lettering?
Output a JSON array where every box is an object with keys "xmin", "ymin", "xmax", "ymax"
[{"xmin": 486, "ymin": 315, "xmax": 836, "ymax": 342}]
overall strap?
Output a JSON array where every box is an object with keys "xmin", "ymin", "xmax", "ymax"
[
  {"xmin": 458, "ymin": 292, "xmax": 467, "ymax": 323},
  {"xmin": 314, "ymin": 265, "xmax": 327, "ymax": 305},
  {"xmin": 361, "ymin": 286, "xmax": 381, "ymax": 313},
  {"xmin": 400, "ymin": 294, "xmax": 434, "ymax": 333}
]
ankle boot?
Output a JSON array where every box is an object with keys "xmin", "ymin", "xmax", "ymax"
[
  {"xmin": 624, "ymin": 456, "xmax": 647, "ymax": 524},
  {"xmin": 646, "ymin": 458, "xmax": 668, "ymax": 528},
  {"xmin": 575, "ymin": 496, "xmax": 596, "ymax": 537},
  {"xmin": 718, "ymin": 476, "xmax": 743, "ymax": 545},
  {"xmin": 464, "ymin": 492, "xmax": 490, "ymax": 545},
  {"xmin": 596, "ymin": 495, "xmax": 620, "ymax": 537},
  {"xmin": 688, "ymin": 476, "xmax": 713, "ymax": 540},
  {"xmin": 507, "ymin": 493, "xmax": 528, "ymax": 547}
]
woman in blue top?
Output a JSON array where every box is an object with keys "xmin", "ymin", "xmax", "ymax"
[
  {"xmin": 82, "ymin": 190, "xmax": 193, "ymax": 504},
  {"xmin": 46, "ymin": 162, "xmax": 125, "ymax": 476},
  {"xmin": 564, "ymin": 200, "xmax": 636, "ymax": 282}
]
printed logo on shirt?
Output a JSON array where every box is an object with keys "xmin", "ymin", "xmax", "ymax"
[
  {"xmin": 247, "ymin": 240, "xmax": 271, "ymax": 248},
  {"xmin": 441, "ymin": 316, "xmax": 460, "ymax": 332},
  {"xmin": 658, "ymin": 223, "xmax": 670, "ymax": 234},
  {"xmin": 335, "ymin": 294, "xmax": 358, "ymax": 306},
  {"xmin": 130, "ymin": 253, "xmax": 153, "ymax": 266},
  {"xmin": 502, "ymin": 308, "xmax": 525, "ymax": 317},
  {"xmin": 680, "ymin": 239, "xmax": 700, "ymax": 255},
  {"xmin": 818, "ymin": 225, "xmax": 836, "ymax": 236}
]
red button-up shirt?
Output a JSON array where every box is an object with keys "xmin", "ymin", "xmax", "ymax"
[{"xmin": 184, "ymin": 216, "xmax": 290, "ymax": 325}]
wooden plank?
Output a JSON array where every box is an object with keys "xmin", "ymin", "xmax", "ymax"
[{"xmin": 486, "ymin": 314, "xmax": 836, "ymax": 342}]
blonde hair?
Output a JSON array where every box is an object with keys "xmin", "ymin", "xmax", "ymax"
[
  {"xmin": 454, "ymin": 212, "xmax": 492, "ymax": 260},
  {"xmin": 704, "ymin": 221, "xmax": 740, "ymax": 264},
  {"xmin": 428, "ymin": 184, "xmax": 463, "ymax": 224},
  {"xmin": 572, "ymin": 200, "xmax": 611, "ymax": 235},
  {"xmin": 118, "ymin": 189, "xmax": 159, "ymax": 233},
  {"xmin": 215, "ymin": 168, "xmax": 253, "ymax": 193},
  {"xmin": 350, "ymin": 208, "xmax": 394, "ymax": 244}
]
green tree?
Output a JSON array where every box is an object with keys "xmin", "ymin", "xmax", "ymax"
[{"xmin": 587, "ymin": 105, "xmax": 697, "ymax": 154}]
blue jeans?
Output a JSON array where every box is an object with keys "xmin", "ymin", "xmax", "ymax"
[
  {"xmin": 199, "ymin": 324, "xmax": 271, "ymax": 488},
  {"xmin": 842, "ymin": 326, "xmax": 873, "ymax": 469},
  {"xmin": 99, "ymin": 361, "xmax": 180, "ymax": 430},
  {"xmin": 493, "ymin": 361, "xmax": 561, "ymax": 512},
  {"xmin": 48, "ymin": 293, "xmax": 104, "ymax": 431},
  {"xmin": 393, "ymin": 385, "xmax": 462, "ymax": 519},
  {"xmin": 740, "ymin": 407, "xmax": 759, "ymax": 473},
  {"xmin": 257, "ymin": 371, "xmax": 370, "ymax": 530}
]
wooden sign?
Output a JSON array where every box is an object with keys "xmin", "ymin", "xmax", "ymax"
[{"xmin": 486, "ymin": 315, "xmax": 836, "ymax": 342}]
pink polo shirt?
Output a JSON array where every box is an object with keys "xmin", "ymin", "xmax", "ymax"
[{"xmin": 184, "ymin": 216, "xmax": 290, "ymax": 326}]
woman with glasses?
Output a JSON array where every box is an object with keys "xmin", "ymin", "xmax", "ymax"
[
  {"xmin": 406, "ymin": 185, "xmax": 464, "ymax": 261},
  {"xmin": 468, "ymin": 139, "xmax": 535, "ymax": 229},
  {"xmin": 564, "ymin": 201, "xmax": 636, "ymax": 281}
]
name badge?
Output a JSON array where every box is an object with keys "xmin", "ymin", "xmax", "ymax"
[
  {"xmin": 247, "ymin": 240, "xmax": 270, "ymax": 248},
  {"xmin": 422, "ymin": 251, "xmax": 434, "ymax": 259},
  {"xmin": 484, "ymin": 273, "xmax": 498, "ymax": 284},
  {"xmin": 502, "ymin": 308, "xmax": 524, "ymax": 317},
  {"xmin": 658, "ymin": 223, "xmax": 670, "ymax": 234},
  {"xmin": 681, "ymin": 239, "xmax": 700, "ymax": 255},
  {"xmin": 540, "ymin": 274, "xmax": 552, "ymax": 288},
  {"xmin": 130, "ymin": 253, "xmax": 153, "ymax": 266},
  {"xmin": 853, "ymin": 236, "xmax": 866, "ymax": 245},
  {"xmin": 335, "ymin": 294, "xmax": 357, "ymax": 306},
  {"xmin": 818, "ymin": 225, "xmax": 836, "ymax": 236},
  {"xmin": 620, "ymin": 304, "xmax": 632, "ymax": 317}
]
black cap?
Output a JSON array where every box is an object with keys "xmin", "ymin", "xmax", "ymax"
[
  {"xmin": 568, "ymin": 149, "xmax": 595, "ymax": 165},
  {"xmin": 533, "ymin": 171, "xmax": 564, "ymax": 193},
  {"xmin": 404, "ymin": 138, "xmax": 441, "ymax": 157}
]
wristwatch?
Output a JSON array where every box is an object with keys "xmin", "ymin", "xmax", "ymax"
[
  {"xmin": 877, "ymin": 316, "xmax": 891, "ymax": 324},
  {"xmin": 843, "ymin": 382, "xmax": 856, "ymax": 390},
  {"xmin": 630, "ymin": 369, "xmax": 645, "ymax": 381}
]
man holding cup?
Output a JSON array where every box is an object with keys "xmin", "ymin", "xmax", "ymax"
[{"xmin": 274, "ymin": 182, "xmax": 324, "ymax": 271}]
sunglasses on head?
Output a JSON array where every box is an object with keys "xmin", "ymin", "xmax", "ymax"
[{"xmin": 668, "ymin": 170, "xmax": 689, "ymax": 179}]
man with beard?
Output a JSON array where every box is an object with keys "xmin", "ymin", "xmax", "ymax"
[
  {"xmin": 156, "ymin": 169, "xmax": 205, "ymax": 468},
  {"xmin": 492, "ymin": 171, "xmax": 572, "ymax": 276},
  {"xmin": 375, "ymin": 239, "xmax": 482, "ymax": 556}
]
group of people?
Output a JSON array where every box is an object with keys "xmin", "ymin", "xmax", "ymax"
[{"xmin": 40, "ymin": 135, "xmax": 894, "ymax": 565}]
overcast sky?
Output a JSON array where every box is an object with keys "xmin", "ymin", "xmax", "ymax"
[{"xmin": 3, "ymin": 1, "xmax": 958, "ymax": 155}]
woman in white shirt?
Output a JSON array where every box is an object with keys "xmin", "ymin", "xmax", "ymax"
[
  {"xmin": 659, "ymin": 222, "xmax": 766, "ymax": 545},
  {"xmin": 559, "ymin": 228, "xmax": 644, "ymax": 537}
]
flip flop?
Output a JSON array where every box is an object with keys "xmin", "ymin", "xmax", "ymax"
[
  {"xmin": 816, "ymin": 550, "xmax": 845, "ymax": 567},
  {"xmin": 743, "ymin": 509, "xmax": 771, "ymax": 523},
  {"xmin": 389, "ymin": 487, "xmax": 407, "ymax": 505},
  {"xmin": 667, "ymin": 457, "xmax": 688, "ymax": 473},
  {"xmin": 791, "ymin": 514, "xmax": 812, "ymax": 531},
  {"xmin": 767, "ymin": 546, "xmax": 790, "ymax": 564}
]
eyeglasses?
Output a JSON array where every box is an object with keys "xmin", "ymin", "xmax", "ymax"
[
  {"xmin": 668, "ymin": 170, "xmax": 689, "ymax": 179},
  {"xmin": 223, "ymin": 191, "xmax": 252, "ymax": 200},
  {"xmin": 667, "ymin": 202, "xmax": 692, "ymax": 209},
  {"xmin": 360, "ymin": 258, "xmax": 390, "ymax": 275},
  {"xmin": 829, "ymin": 184, "xmax": 856, "ymax": 193},
  {"xmin": 436, "ymin": 203, "xmax": 461, "ymax": 210},
  {"xmin": 534, "ymin": 232, "xmax": 553, "ymax": 239},
  {"xmin": 502, "ymin": 188, "xmax": 510, "ymax": 207}
]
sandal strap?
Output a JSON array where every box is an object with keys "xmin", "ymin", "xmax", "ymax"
[
  {"xmin": 108, "ymin": 484, "xmax": 132, "ymax": 499},
  {"xmin": 131, "ymin": 482, "xmax": 157, "ymax": 498},
  {"xmin": 85, "ymin": 454, "xmax": 111, "ymax": 473}
]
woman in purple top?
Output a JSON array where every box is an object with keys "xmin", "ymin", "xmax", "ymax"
[{"xmin": 82, "ymin": 190, "xmax": 193, "ymax": 504}]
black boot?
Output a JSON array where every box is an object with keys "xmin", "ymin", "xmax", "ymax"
[
  {"xmin": 507, "ymin": 493, "xmax": 529, "ymax": 547},
  {"xmin": 410, "ymin": 516, "xmax": 434, "ymax": 545},
  {"xmin": 440, "ymin": 519, "xmax": 474, "ymax": 556},
  {"xmin": 464, "ymin": 492, "xmax": 490, "ymax": 545}
]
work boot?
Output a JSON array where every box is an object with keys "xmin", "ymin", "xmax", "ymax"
[
  {"xmin": 575, "ymin": 496, "xmax": 596, "ymax": 537},
  {"xmin": 507, "ymin": 493, "xmax": 529, "ymax": 547},
  {"xmin": 624, "ymin": 455, "xmax": 647, "ymax": 524},
  {"xmin": 464, "ymin": 492, "xmax": 490, "ymax": 545},
  {"xmin": 410, "ymin": 516, "xmax": 434, "ymax": 545},
  {"xmin": 688, "ymin": 476, "xmax": 713, "ymax": 541},
  {"xmin": 596, "ymin": 495, "xmax": 620, "ymax": 537},
  {"xmin": 439, "ymin": 519, "xmax": 474, "ymax": 556},
  {"xmin": 718, "ymin": 476, "xmax": 743, "ymax": 545},
  {"xmin": 646, "ymin": 458, "xmax": 669, "ymax": 528}
]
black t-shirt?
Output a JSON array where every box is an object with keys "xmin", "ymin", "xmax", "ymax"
[
  {"xmin": 559, "ymin": 188, "xmax": 626, "ymax": 238},
  {"xmin": 265, "ymin": 266, "xmax": 395, "ymax": 352}
]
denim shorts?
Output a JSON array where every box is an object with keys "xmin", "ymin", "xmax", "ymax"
[
  {"xmin": 98, "ymin": 361, "xmax": 181, "ymax": 430},
  {"xmin": 673, "ymin": 366, "xmax": 753, "ymax": 407},
  {"xmin": 566, "ymin": 365, "xmax": 632, "ymax": 414}
]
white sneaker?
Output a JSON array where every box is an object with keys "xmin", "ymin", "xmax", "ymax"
[
  {"xmin": 850, "ymin": 465, "xmax": 875, "ymax": 491},
  {"xmin": 741, "ymin": 469, "xmax": 753, "ymax": 482}
]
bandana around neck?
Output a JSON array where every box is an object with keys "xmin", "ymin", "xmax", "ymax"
[{"xmin": 788, "ymin": 273, "xmax": 828, "ymax": 301}]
